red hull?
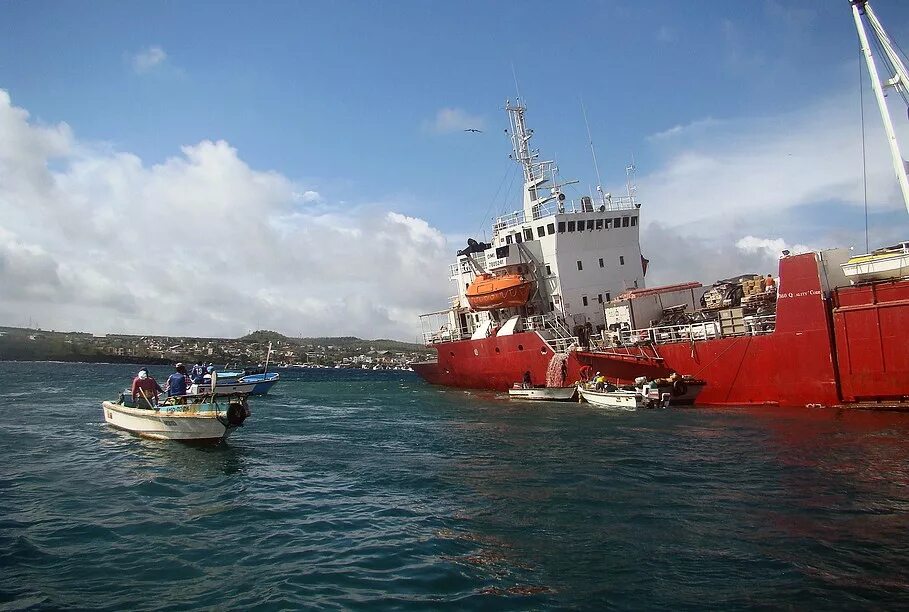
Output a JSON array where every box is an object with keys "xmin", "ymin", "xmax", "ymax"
[{"xmin": 414, "ymin": 253, "xmax": 909, "ymax": 409}]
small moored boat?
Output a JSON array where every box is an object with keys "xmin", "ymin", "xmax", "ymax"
[
  {"xmin": 508, "ymin": 384, "xmax": 577, "ymax": 401},
  {"xmin": 577, "ymin": 375, "xmax": 706, "ymax": 410},
  {"xmin": 577, "ymin": 385, "xmax": 644, "ymax": 410}
]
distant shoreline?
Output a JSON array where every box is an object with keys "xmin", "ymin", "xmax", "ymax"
[{"xmin": 0, "ymin": 355, "xmax": 171, "ymax": 365}]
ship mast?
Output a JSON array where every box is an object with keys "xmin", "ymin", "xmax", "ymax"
[
  {"xmin": 852, "ymin": 0, "xmax": 909, "ymax": 215},
  {"xmin": 505, "ymin": 100, "xmax": 578, "ymax": 221}
]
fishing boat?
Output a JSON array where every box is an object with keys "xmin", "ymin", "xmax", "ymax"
[
  {"xmin": 413, "ymin": 1, "xmax": 909, "ymax": 410},
  {"xmin": 576, "ymin": 385, "xmax": 643, "ymax": 411},
  {"xmin": 507, "ymin": 384, "xmax": 577, "ymax": 401},
  {"xmin": 101, "ymin": 392, "xmax": 251, "ymax": 442}
]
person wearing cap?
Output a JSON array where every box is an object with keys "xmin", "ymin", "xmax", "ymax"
[
  {"xmin": 594, "ymin": 371, "xmax": 606, "ymax": 391},
  {"xmin": 131, "ymin": 367, "xmax": 163, "ymax": 409},
  {"xmin": 165, "ymin": 363, "xmax": 191, "ymax": 403}
]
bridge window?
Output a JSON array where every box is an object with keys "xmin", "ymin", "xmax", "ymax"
[
  {"xmin": 547, "ymin": 223, "xmax": 555, "ymax": 235},
  {"xmin": 558, "ymin": 221, "xmax": 566, "ymax": 233},
  {"xmin": 587, "ymin": 220, "xmax": 594, "ymax": 231},
  {"xmin": 631, "ymin": 216, "xmax": 637, "ymax": 227},
  {"xmin": 505, "ymin": 234, "xmax": 513, "ymax": 245},
  {"xmin": 599, "ymin": 258, "xmax": 604, "ymax": 268},
  {"xmin": 598, "ymin": 294, "xmax": 603, "ymax": 303},
  {"xmin": 595, "ymin": 219, "xmax": 603, "ymax": 230},
  {"xmin": 605, "ymin": 292, "xmax": 611, "ymax": 301},
  {"xmin": 622, "ymin": 216, "xmax": 630, "ymax": 227},
  {"xmin": 515, "ymin": 233, "xmax": 522, "ymax": 243},
  {"xmin": 545, "ymin": 264, "xmax": 551, "ymax": 275},
  {"xmin": 567, "ymin": 221, "xmax": 576, "ymax": 232},
  {"xmin": 496, "ymin": 245, "xmax": 509, "ymax": 258},
  {"xmin": 620, "ymin": 256, "xmax": 625, "ymax": 265},
  {"xmin": 524, "ymin": 228, "xmax": 533, "ymax": 241},
  {"xmin": 605, "ymin": 219, "xmax": 612, "ymax": 229},
  {"xmin": 537, "ymin": 226, "xmax": 545, "ymax": 238},
  {"xmin": 582, "ymin": 296, "xmax": 588, "ymax": 306},
  {"xmin": 614, "ymin": 217, "xmax": 621, "ymax": 228},
  {"xmin": 577, "ymin": 260, "xmax": 583, "ymax": 271}
]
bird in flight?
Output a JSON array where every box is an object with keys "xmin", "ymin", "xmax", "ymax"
[{"xmin": 464, "ymin": 128, "xmax": 483, "ymax": 133}]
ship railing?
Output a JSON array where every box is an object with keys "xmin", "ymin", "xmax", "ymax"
[
  {"xmin": 419, "ymin": 310, "xmax": 471, "ymax": 345},
  {"xmin": 600, "ymin": 314, "xmax": 777, "ymax": 348},
  {"xmin": 493, "ymin": 196, "xmax": 640, "ymax": 231},
  {"xmin": 524, "ymin": 313, "xmax": 579, "ymax": 353}
]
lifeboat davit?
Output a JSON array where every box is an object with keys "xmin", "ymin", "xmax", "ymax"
[{"xmin": 465, "ymin": 273, "xmax": 534, "ymax": 310}]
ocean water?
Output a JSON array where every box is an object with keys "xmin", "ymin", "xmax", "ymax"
[{"xmin": 1, "ymin": 361, "xmax": 909, "ymax": 610}]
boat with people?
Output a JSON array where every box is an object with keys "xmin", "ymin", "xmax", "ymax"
[
  {"xmin": 412, "ymin": 1, "xmax": 909, "ymax": 410},
  {"xmin": 577, "ymin": 371, "xmax": 705, "ymax": 410},
  {"xmin": 102, "ymin": 389, "xmax": 251, "ymax": 442}
]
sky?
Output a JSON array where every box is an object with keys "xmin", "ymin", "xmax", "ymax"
[{"xmin": 2, "ymin": 0, "xmax": 909, "ymax": 342}]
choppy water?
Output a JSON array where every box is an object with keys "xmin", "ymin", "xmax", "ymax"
[{"xmin": 2, "ymin": 361, "xmax": 909, "ymax": 610}]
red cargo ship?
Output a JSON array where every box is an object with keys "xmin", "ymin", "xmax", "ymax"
[{"xmin": 413, "ymin": 1, "xmax": 909, "ymax": 409}]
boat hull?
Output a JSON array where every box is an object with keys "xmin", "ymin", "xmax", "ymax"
[
  {"xmin": 507, "ymin": 386, "xmax": 577, "ymax": 401},
  {"xmin": 414, "ymin": 253, "xmax": 909, "ymax": 409},
  {"xmin": 577, "ymin": 386, "xmax": 643, "ymax": 410},
  {"xmin": 237, "ymin": 373, "xmax": 279, "ymax": 395},
  {"xmin": 102, "ymin": 401, "xmax": 235, "ymax": 442}
]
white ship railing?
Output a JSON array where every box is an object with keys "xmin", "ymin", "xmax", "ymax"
[
  {"xmin": 596, "ymin": 314, "xmax": 777, "ymax": 348},
  {"xmin": 524, "ymin": 313, "xmax": 579, "ymax": 353},
  {"xmin": 419, "ymin": 310, "xmax": 580, "ymax": 348},
  {"xmin": 493, "ymin": 196, "xmax": 638, "ymax": 231}
]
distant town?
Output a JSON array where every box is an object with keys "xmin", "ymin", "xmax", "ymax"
[{"xmin": 0, "ymin": 326, "xmax": 433, "ymax": 369}]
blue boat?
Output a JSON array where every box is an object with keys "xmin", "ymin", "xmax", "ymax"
[
  {"xmin": 236, "ymin": 372, "xmax": 280, "ymax": 395},
  {"xmin": 203, "ymin": 371, "xmax": 280, "ymax": 395}
]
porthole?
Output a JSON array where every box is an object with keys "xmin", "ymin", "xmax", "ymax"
[
  {"xmin": 540, "ymin": 347, "xmax": 547, "ymax": 355},
  {"xmin": 518, "ymin": 344, "xmax": 524, "ymax": 351},
  {"xmin": 449, "ymin": 352, "xmax": 455, "ymax": 357},
  {"xmin": 473, "ymin": 348, "xmax": 479, "ymax": 356},
  {"xmin": 495, "ymin": 347, "xmax": 500, "ymax": 353}
]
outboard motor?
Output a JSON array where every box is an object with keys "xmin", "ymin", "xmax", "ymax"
[{"xmin": 226, "ymin": 399, "xmax": 251, "ymax": 426}]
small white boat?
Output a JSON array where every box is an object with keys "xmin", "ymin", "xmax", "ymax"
[
  {"xmin": 842, "ymin": 242, "xmax": 909, "ymax": 281},
  {"xmin": 578, "ymin": 376, "xmax": 706, "ymax": 410},
  {"xmin": 102, "ymin": 393, "xmax": 251, "ymax": 442},
  {"xmin": 508, "ymin": 384, "xmax": 577, "ymax": 401},
  {"xmin": 577, "ymin": 385, "xmax": 644, "ymax": 410}
]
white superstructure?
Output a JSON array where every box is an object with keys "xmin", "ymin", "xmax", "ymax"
[{"xmin": 421, "ymin": 100, "xmax": 646, "ymax": 345}]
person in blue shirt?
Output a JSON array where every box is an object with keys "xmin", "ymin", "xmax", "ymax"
[
  {"xmin": 165, "ymin": 363, "xmax": 191, "ymax": 403},
  {"xmin": 190, "ymin": 361, "xmax": 205, "ymax": 384}
]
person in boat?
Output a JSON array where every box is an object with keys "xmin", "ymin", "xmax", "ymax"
[
  {"xmin": 560, "ymin": 360, "xmax": 568, "ymax": 385},
  {"xmin": 765, "ymin": 274, "xmax": 776, "ymax": 293},
  {"xmin": 131, "ymin": 367, "xmax": 162, "ymax": 409},
  {"xmin": 187, "ymin": 361, "xmax": 207, "ymax": 395},
  {"xmin": 165, "ymin": 363, "xmax": 191, "ymax": 403},
  {"xmin": 594, "ymin": 372, "xmax": 605, "ymax": 391},
  {"xmin": 190, "ymin": 361, "xmax": 205, "ymax": 382}
]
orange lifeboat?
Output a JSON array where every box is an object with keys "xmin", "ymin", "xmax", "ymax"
[{"xmin": 465, "ymin": 273, "xmax": 534, "ymax": 311}]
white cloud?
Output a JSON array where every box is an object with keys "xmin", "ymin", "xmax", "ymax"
[
  {"xmin": 0, "ymin": 90, "xmax": 452, "ymax": 340},
  {"xmin": 132, "ymin": 46, "xmax": 168, "ymax": 73},
  {"xmin": 423, "ymin": 107, "xmax": 485, "ymax": 134},
  {"xmin": 646, "ymin": 117, "xmax": 720, "ymax": 142},
  {"xmin": 635, "ymin": 87, "xmax": 909, "ymax": 287},
  {"xmin": 735, "ymin": 235, "xmax": 813, "ymax": 259},
  {"xmin": 636, "ymin": 91, "xmax": 908, "ymax": 236}
]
